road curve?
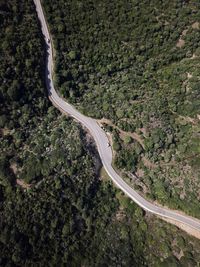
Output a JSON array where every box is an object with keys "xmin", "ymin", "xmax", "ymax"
[{"xmin": 34, "ymin": 0, "xmax": 200, "ymax": 232}]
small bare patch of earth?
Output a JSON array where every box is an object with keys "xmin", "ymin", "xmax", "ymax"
[
  {"xmin": 1, "ymin": 128, "xmax": 10, "ymax": 136},
  {"xmin": 16, "ymin": 179, "xmax": 31, "ymax": 189},
  {"xmin": 99, "ymin": 118, "xmax": 112, "ymax": 125},
  {"xmin": 176, "ymin": 39, "xmax": 185, "ymax": 48},
  {"xmin": 176, "ymin": 28, "xmax": 188, "ymax": 48},
  {"xmin": 136, "ymin": 168, "xmax": 144, "ymax": 178},
  {"xmin": 182, "ymin": 29, "xmax": 188, "ymax": 36},
  {"xmin": 192, "ymin": 22, "xmax": 199, "ymax": 29},
  {"xmin": 180, "ymin": 115, "xmax": 196, "ymax": 125},
  {"xmin": 187, "ymin": 72, "xmax": 193, "ymax": 79},
  {"xmin": 142, "ymin": 156, "xmax": 157, "ymax": 169},
  {"xmin": 190, "ymin": 53, "xmax": 197, "ymax": 59},
  {"xmin": 10, "ymin": 163, "xmax": 18, "ymax": 175}
]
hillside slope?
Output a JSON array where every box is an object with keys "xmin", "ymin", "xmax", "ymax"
[{"xmin": 42, "ymin": 0, "xmax": 200, "ymax": 217}]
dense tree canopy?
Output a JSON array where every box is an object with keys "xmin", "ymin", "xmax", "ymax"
[
  {"xmin": 42, "ymin": 0, "xmax": 200, "ymax": 217},
  {"xmin": 1, "ymin": 0, "xmax": 200, "ymax": 266}
]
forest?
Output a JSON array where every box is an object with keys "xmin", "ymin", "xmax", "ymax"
[
  {"xmin": 42, "ymin": 0, "xmax": 200, "ymax": 217},
  {"xmin": 1, "ymin": 0, "xmax": 200, "ymax": 266}
]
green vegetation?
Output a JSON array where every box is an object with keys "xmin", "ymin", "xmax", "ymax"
[
  {"xmin": 1, "ymin": 0, "xmax": 200, "ymax": 266},
  {"xmin": 0, "ymin": 0, "xmax": 48, "ymax": 189},
  {"xmin": 42, "ymin": 0, "xmax": 200, "ymax": 217}
]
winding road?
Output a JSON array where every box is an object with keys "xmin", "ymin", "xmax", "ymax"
[{"xmin": 34, "ymin": 0, "xmax": 200, "ymax": 232}]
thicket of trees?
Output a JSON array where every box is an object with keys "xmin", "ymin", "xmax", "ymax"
[
  {"xmin": 1, "ymin": 0, "xmax": 200, "ymax": 266},
  {"xmin": 42, "ymin": 0, "xmax": 200, "ymax": 217}
]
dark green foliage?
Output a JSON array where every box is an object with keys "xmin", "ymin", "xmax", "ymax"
[
  {"xmin": 41, "ymin": 0, "xmax": 200, "ymax": 217},
  {"xmin": 0, "ymin": 148, "xmax": 120, "ymax": 266},
  {"xmin": 1, "ymin": 0, "xmax": 200, "ymax": 266},
  {"xmin": 0, "ymin": 0, "xmax": 48, "ymax": 131},
  {"xmin": 42, "ymin": 0, "xmax": 200, "ymax": 121}
]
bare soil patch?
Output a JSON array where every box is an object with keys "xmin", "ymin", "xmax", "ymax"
[
  {"xmin": 176, "ymin": 28, "xmax": 188, "ymax": 48},
  {"xmin": 142, "ymin": 156, "xmax": 157, "ymax": 169},
  {"xmin": 192, "ymin": 22, "xmax": 199, "ymax": 29},
  {"xmin": 10, "ymin": 163, "xmax": 18, "ymax": 175},
  {"xmin": 187, "ymin": 72, "xmax": 193, "ymax": 79},
  {"xmin": 1, "ymin": 128, "xmax": 10, "ymax": 136},
  {"xmin": 136, "ymin": 168, "xmax": 144, "ymax": 178},
  {"xmin": 16, "ymin": 179, "xmax": 31, "ymax": 189},
  {"xmin": 176, "ymin": 39, "xmax": 185, "ymax": 48},
  {"xmin": 179, "ymin": 115, "xmax": 196, "ymax": 125}
]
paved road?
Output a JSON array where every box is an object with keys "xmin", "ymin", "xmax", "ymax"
[{"xmin": 34, "ymin": 0, "xmax": 200, "ymax": 232}]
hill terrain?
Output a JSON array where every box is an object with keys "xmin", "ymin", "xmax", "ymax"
[
  {"xmin": 1, "ymin": 0, "xmax": 200, "ymax": 266},
  {"xmin": 42, "ymin": 0, "xmax": 200, "ymax": 217}
]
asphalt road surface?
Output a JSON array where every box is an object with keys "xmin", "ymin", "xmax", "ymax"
[{"xmin": 34, "ymin": 0, "xmax": 200, "ymax": 232}]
